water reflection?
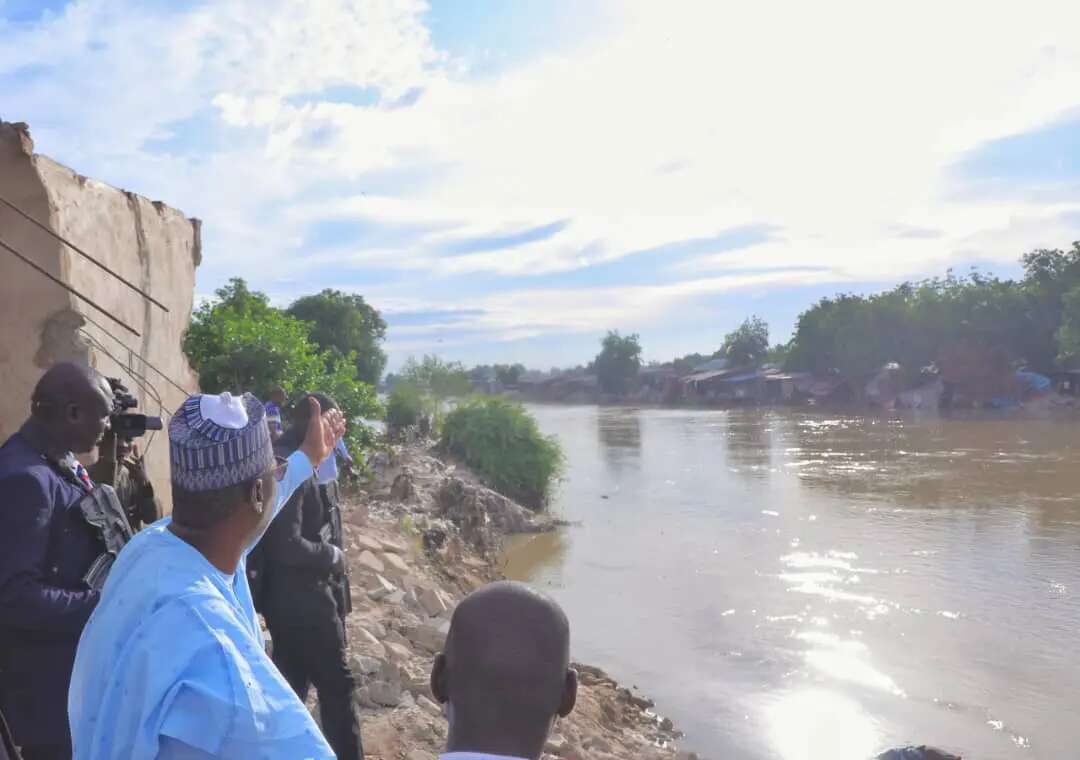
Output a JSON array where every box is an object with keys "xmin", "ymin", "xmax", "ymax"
[
  {"xmin": 785, "ymin": 413, "xmax": 1079, "ymax": 514},
  {"xmin": 596, "ymin": 406, "xmax": 641, "ymax": 473},
  {"xmin": 500, "ymin": 531, "xmax": 568, "ymax": 585},
  {"xmin": 726, "ymin": 411, "xmax": 774, "ymax": 478},
  {"xmin": 513, "ymin": 405, "xmax": 1080, "ymax": 758}
]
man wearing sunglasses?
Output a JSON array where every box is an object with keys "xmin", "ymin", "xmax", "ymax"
[
  {"xmin": 68, "ymin": 391, "xmax": 345, "ymax": 759},
  {"xmin": 259, "ymin": 392, "xmax": 362, "ymax": 759}
]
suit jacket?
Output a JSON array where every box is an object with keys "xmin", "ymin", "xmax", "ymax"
[
  {"xmin": 0, "ymin": 431, "xmax": 103, "ymax": 747},
  {"xmin": 260, "ymin": 443, "xmax": 350, "ymax": 627}
]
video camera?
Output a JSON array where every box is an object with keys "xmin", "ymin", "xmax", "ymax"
[{"xmin": 107, "ymin": 378, "xmax": 163, "ymax": 439}]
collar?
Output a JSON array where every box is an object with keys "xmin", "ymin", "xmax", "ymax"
[
  {"xmin": 17, "ymin": 424, "xmax": 69, "ymax": 464},
  {"xmin": 440, "ymin": 754, "xmax": 529, "ymax": 760}
]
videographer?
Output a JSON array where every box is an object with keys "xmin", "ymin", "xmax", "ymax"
[
  {"xmin": 0, "ymin": 363, "xmax": 115, "ymax": 760},
  {"xmin": 87, "ymin": 380, "xmax": 162, "ymax": 531}
]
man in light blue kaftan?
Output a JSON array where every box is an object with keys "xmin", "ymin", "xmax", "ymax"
[{"xmin": 68, "ymin": 392, "xmax": 347, "ymax": 760}]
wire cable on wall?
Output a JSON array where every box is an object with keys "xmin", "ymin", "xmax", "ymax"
[
  {"xmin": 0, "ymin": 194, "xmax": 169, "ymax": 312},
  {"xmin": 0, "ymin": 236, "xmax": 141, "ymax": 337}
]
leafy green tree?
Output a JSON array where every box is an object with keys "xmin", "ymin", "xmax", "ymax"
[
  {"xmin": 1056, "ymin": 285, "xmax": 1080, "ymax": 367},
  {"xmin": 184, "ymin": 279, "xmax": 324, "ymax": 399},
  {"xmin": 400, "ymin": 355, "xmax": 472, "ymax": 400},
  {"xmin": 494, "ymin": 363, "xmax": 526, "ymax": 386},
  {"xmin": 784, "ymin": 268, "xmax": 1044, "ymax": 382},
  {"xmin": 1022, "ymin": 244, "xmax": 1080, "ymax": 370},
  {"xmin": 184, "ymin": 278, "xmax": 381, "ymax": 454},
  {"xmin": 287, "ymin": 289, "xmax": 388, "ymax": 385},
  {"xmin": 765, "ymin": 343, "xmax": 790, "ymax": 367},
  {"xmin": 594, "ymin": 331, "xmax": 642, "ymax": 394},
  {"xmin": 719, "ymin": 316, "xmax": 770, "ymax": 368},
  {"xmin": 671, "ymin": 352, "xmax": 710, "ymax": 375}
]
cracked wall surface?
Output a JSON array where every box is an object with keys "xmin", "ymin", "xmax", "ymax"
[{"xmin": 0, "ymin": 120, "xmax": 201, "ymax": 513}]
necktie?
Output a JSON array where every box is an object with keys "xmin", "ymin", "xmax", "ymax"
[{"xmin": 72, "ymin": 460, "xmax": 94, "ymax": 492}]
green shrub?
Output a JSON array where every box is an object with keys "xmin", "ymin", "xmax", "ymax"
[
  {"xmin": 387, "ymin": 383, "xmax": 425, "ymax": 434},
  {"xmin": 440, "ymin": 397, "xmax": 562, "ymax": 510}
]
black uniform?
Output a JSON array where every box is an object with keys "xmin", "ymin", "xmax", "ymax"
[
  {"xmin": 260, "ymin": 444, "xmax": 362, "ymax": 760},
  {"xmin": 0, "ymin": 432, "xmax": 104, "ymax": 760}
]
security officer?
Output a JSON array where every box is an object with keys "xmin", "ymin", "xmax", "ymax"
[
  {"xmin": 0, "ymin": 363, "xmax": 113, "ymax": 760},
  {"xmin": 260, "ymin": 392, "xmax": 362, "ymax": 760}
]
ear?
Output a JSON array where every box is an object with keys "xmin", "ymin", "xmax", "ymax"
[
  {"xmin": 558, "ymin": 668, "xmax": 578, "ymax": 718},
  {"xmin": 250, "ymin": 477, "xmax": 266, "ymax": 515},
  {"xmin": 430, "ymin": 653, "xmax": 449, "ymax": 705},
  {"xmin": 67, "ymin": 402, "xmax": 81, "ymax": 422}
]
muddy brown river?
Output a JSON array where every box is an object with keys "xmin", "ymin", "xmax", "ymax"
[{"xmin": 503, "ymin": 405, "xmax": 1080, "ymax": 759}]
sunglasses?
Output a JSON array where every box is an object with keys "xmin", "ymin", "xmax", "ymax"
[{"xmin": 273, "ymin": 456, "xmax": 289, "ymax": 482}]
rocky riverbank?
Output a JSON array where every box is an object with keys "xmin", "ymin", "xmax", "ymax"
[{"xmin": 330, "ymin": 442, "xmax": 689, "ymax": 760}]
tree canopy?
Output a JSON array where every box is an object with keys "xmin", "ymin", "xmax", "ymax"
[
  {"xmin": 286, "ymin": 289, "xmax": 387, "ymax": 385},
  {"xmin": 719, "ymin": 316, "xmax": 770, "ymax": 368},
  {"xmin": 399, "ymin": 355, "xmax": 472, "ymax": 400},
  {"xmin": 467, "ymin": 363, "xmax": 526, "ymax": 388},
  {"xmin": 183, "ymin": 278, "xmax": 382, "ymax": 452},
  {"xmin": 783, "ymin": 243, "xmax": 1080, "ymax": 380},
  {"xmin": 669, "ymin": 353, "xmax": 708, "ymax": 375},
  {"xmin": 594, "ymin": 331, "xmax": 642, "ymax": 394},
  {"xmin": 495, "ymin": 363, "xmax": 526, "ymax": 387},
  {"xmin": 1057, "ymin": 285, "xmax": 1080, "ymax": 368}
]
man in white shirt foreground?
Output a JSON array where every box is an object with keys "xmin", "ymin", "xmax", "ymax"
[
  {"xmin": 68, "ymin": 392, "xmax": 345, "ymax": 759},
  {"xmin": 431, "ymin": 581, "xmax": 577, "ymax": 760}
]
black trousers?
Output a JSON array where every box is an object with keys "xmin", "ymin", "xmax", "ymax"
[{"xmin": 269, "ymin": 616, "xmax": 363, "ymax": 760}]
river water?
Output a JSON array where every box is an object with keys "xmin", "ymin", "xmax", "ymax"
[{"xmin": 502, "ymin": 405, "xmax": 1080, "ymax": 759}]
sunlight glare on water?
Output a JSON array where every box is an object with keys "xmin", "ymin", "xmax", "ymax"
[{"xmin": 766, "ymin": 688, "xmax": 880, "ymax": 760}]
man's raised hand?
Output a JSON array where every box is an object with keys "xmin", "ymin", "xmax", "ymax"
[{"xmin": 299, "ymin": 396, "xmax": 346, "ymax": 468}]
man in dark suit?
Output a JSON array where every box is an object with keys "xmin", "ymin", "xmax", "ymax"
[
  {"xmin": 260, "ymin": 392, "xmax": 362, "ymax": 760},
  {"xmin": 0, "ymin": 363, "xmax": 113, "ymax": 760}
]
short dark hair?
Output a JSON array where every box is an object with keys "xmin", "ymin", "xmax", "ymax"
[
  {"xmin": 287, "ymin": 392, "xmax": 338, "ymax": 425},
  {"xmin": 171, "ymin": 475, "xmax": 260, "ymax": 530},
  {"xmin": 279, "ymin": 392, "xmax": 338, "ymax": 450}
]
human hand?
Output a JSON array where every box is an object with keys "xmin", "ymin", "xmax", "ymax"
[
  {"xmin": 330, "ymin": 545, "xmax": 346, "ymax": 573},
  {"xmin": 299, "ymin": 397, "xmax": 346, "ymax": 468},
  {"xmin": 128, "ymin": 444, "xmax": 150, "ymax": 486}
]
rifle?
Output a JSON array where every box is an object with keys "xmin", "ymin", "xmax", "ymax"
[{"xmin": 77, "ymin": 485, "xmax": 134, "ymax": 591}]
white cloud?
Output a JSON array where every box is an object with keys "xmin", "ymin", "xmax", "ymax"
[
  {"xmin": 6, "ymin": 0, "xmax": 1080, "ymax": 364},
  {"xmin": 245, "ymin": 0, "xmax": 1080, "ymax": 280},
  {"xmin": 379, "ymin": 267, "xmax": 848, "ymax": 357}
]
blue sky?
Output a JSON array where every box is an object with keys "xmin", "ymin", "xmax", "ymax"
[{"xmin": 3, "ymin": 0, "xmax": 1080, "ymax": 371}]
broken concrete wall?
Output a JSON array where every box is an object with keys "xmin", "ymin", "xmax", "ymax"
[{"xmin": 0, "ymin": 121, "xmax": 201, "ymax": 513}]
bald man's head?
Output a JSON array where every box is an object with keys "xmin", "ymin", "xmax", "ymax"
[
  {"xmin": 30, "ymin": 362, "xmax": 113, "ymax": 454},
  {"xmin": 431, "ymin": 581, "xmax": 577, "ymax": 760}
]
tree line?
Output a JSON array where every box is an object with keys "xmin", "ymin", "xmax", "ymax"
[
  {"xmin": 552, "ymin": 243, "xmax": 1080, "ymax": 395},
  {"xmin": 182, "ymin": 242, "xmax": 1080, "ymax": 446},
  {"xmin": 784, "ymin": 244, "xmax": 1080, "ymax": 383}
]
